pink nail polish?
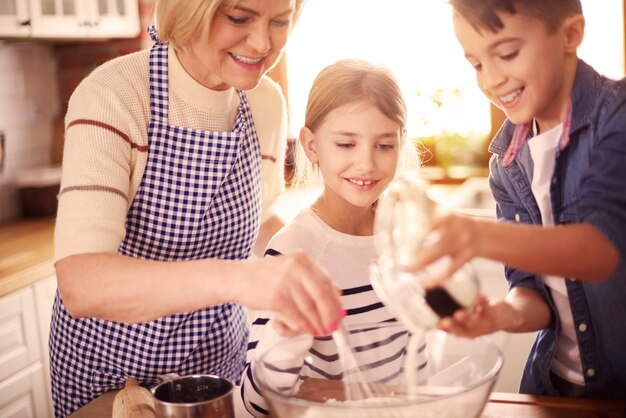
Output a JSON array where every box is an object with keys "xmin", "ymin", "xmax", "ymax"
[
  {"xmin": 340, "ymin": 308, "xmax": 347, "ymax": 318},
  {"xmin": 330, "ymin": 321, "xmax": 338, "ymax": 332}
]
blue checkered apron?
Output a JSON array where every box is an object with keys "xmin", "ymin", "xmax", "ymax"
[{"xmin": 49, "ymin": 37, "xmax": 261, "ymax": 417}]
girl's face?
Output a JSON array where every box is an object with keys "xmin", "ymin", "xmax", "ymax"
[
  {"xmin": 178, "ymin": 0, "xmax": 296, "ymax": 91},
  {"xmin": 301, "ymin": 100, "xmax": 402, "ymax": 212},
  {"xmin": 453, "ymin": 10, "xmax": 579, "ymax": 132}
]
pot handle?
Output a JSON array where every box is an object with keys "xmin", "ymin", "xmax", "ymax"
[{"xmin": 156, "ymin": 373, "xmax": 180, "ymax": 384}]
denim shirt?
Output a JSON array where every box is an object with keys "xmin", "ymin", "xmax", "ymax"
[{"xmin": 487, "ymin": 59, "xmax": 626, "ymax": 399}]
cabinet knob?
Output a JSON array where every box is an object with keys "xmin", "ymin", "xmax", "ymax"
[{"xmin": 19, "ymin": 19, "xmax": 31, "ymax": 26}]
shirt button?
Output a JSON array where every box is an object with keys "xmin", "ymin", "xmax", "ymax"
[
  {"xmin": 586, "ymin": 368, "xmax": 596, "ymax": 377},
  {"xmin": 515, "ymin": 213, "xmax": 521, "ymax": 222},
  {"xmin": 578, "ymin": 323, "xmax": 588, "ymax": 332}
]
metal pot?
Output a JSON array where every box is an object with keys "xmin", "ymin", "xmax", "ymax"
[{"xmin": 151, "ymin": 374, "xmax": 235, "ymax": 418}]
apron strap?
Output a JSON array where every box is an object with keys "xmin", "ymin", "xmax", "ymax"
[
  {"xmin": 148, "ymin": 25, "xmax": 162, "ymax": 45},
  {"xmin": 148, "ymin": 33, "xmax": 169, "ymax": 123}
]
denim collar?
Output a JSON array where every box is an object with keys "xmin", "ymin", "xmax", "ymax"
[{"xmin": 489, "ymin": 59, "xmax": 597, "ymax": 157}]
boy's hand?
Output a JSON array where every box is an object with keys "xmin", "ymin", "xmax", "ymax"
[
  {"xmin": 437, "ymin": 295, "xmax": 520, "ymax": 338},
  {"xmin": 407, "ymin": 213, "xmax": 483, "ymax": 288}
]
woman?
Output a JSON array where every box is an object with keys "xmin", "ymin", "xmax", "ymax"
[{"xmin": 50, "ymin": 0, "xmax": 342, "ymax": 416}]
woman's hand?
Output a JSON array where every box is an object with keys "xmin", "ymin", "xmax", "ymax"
[{"xmin": 231, "ymin": 250, "xmax": 343, "ymax": 336}]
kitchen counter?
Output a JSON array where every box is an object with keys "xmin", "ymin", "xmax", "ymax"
[
  {"xmin": 0, "ymin": 216, "xmax": 56, "ymax": 297},
  {"xmin": 69, "ymin": 390, "xmax": 625, "ymax": 418}
]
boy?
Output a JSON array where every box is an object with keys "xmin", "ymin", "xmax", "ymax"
[{"xmin": 411, "ymin": 0, "xmax": 626, "ymax": 399}]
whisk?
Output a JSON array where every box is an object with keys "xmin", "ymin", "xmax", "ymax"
[{"xmin": 331, "ymin": 322, "xmax": 375, "ymax": 400}]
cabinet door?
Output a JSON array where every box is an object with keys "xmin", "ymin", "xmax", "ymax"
[
  {"xmin": 0, "ymin": 287, "xmax": 41, "ymax": 383},
  {"xmin": 0, "ymin": 362, "xmax": 51, "ymax": 418},
  {"xmin": 89, "ymin": 0, "xmax": 140, "ymax": 38},
  {"xmin": 29, "ymin": 0, "xmax": 90, "ymax": 38},
  {"xmin": 33, "ymin": 275, "xmax": 57, "ymax": 418},
  {"xmin": 0, "ymin": 0, "xmax": 31, "ymax": 37}
]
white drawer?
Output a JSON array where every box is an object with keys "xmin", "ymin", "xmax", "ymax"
[
  {"xmin": 0, "ymin": 287, "xmax": 41, "ymax": 383},
  {"xmin": 0, "ymin": 361, "xmax": 50, "ymax": 418},
  {"xmin": 32, "ymin": 275, "xmax": 57, "ymax": 417}
]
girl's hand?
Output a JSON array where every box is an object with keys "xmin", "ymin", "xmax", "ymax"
[
  {"xmin": 437, "ymin": 295, "xmax": 520, "ymax": 338},
  {"xmin": 231, "ymin": 251, "xmax": 343, "ymax": 336}
]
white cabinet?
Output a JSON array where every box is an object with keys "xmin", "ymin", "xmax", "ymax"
[
  {"xmin": 0, "ymin": 363, "xmax": 50, "ymax": 418},
  {"xmin": 33, "ymin": 275, "xmax": 57, "ymax": 416},
  {"xmin": 0, "ymin": 0, "xmax": 140, "ymax": 39},
  {"xmin": 0, "ymin": 0, "xmax": 31, "ymax": 37},
  {"xmin": 88, "ymin": 0, "xmax": 141, "ymax": 38},
  {"xmin": 0, "ymin": 277, "xmax": 57, "ymax": 418}
]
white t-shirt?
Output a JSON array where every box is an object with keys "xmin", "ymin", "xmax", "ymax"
[{"xmin": 528, "ymin": 121, "xmax": 584, "ymax": 385}]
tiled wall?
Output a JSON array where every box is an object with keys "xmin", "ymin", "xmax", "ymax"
[
  {"xmin": 0, "ymin": 1, "xmax": 155, "ymax": 223},
  {"xmin": 0, "ymin": 43, "xmax": 60, "ymax": 221}
]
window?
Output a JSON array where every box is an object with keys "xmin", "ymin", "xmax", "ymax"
[{"xmin": 285, "ymin": 0, "xmax": 624, "ymax": 177}]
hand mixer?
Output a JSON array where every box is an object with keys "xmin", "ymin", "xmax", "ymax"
[{"xmin": 371, "ymin": 174, "xmax": 479, "ymax": 332}]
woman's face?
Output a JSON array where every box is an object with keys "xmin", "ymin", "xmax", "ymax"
[{"xmin": 179, "ymin": 0, "xmax": 296, "ymax": 91}]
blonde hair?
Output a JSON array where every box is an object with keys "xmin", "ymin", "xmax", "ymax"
[
  {"xmin": 155, "ymin": 0, "xmax": 307, "ymax": 52},
  {"xmin": 294, "ymin": 59, "xmax": 419, "ymax": 188}
]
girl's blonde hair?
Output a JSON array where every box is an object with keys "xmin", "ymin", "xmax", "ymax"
[
  {"xmin": 294, "ymin": 59, "xmax": 420, "ymax": 188},
  {"xmin": 155, "ymin": 0, "xmax": 306, "ymax": 52}
]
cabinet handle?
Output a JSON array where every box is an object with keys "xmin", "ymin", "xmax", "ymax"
[{"xmin": 19, "ymin": 19, "xmax": 31, "ymax": 26}]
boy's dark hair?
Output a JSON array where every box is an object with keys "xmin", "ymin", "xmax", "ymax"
[{"xmin": 449, "ymin": 0, "xmax": 583, "ymax": 33}]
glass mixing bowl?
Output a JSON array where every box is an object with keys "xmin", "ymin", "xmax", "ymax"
[{"xmin": 253, "ymin": 322, "xmax": 503, "ymax": 418}]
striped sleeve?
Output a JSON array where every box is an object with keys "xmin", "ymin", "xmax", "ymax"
[
  {"xmin": 242, "ymin": 244, "xmax": 314, "ymax": 417},
  {"xmin": 55, "ymin": 68, "xmax": 149, "ymax": 261},
  {"xmin": 242, "ymin": 315, "xmax": 314, "ymax": 417}
]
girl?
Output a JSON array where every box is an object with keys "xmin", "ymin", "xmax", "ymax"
[{"xmin": 241, "ymin": 59, "xmax": 422, "ymax": 416}]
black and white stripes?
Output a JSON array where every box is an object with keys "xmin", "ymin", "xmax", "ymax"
[{"xmin": 241, "ymin": 208, "xmax": 427, "ymax": 416}]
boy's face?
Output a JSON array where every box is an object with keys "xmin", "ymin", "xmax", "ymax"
[{"xmin": 453, "ymin": 10, "xmax": 574, "ymax": 130}]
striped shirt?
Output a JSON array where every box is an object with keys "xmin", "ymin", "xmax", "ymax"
[{"xmin": 241, "ymin": 207, "xmax": 427, "ymax": 416}]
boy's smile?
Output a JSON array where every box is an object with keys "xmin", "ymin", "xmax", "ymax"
[{"xmin": 453, "ymin": 10, "xmax": 581, "ymax": 132}]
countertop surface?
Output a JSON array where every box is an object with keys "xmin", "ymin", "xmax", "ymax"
[
  {"xmin": 0, "ymin": 216, "xmax": 56, "ymax": 296},
  {"xmin": 68, "ymin": 390, "xmax": 626, "ymax": 418}
]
